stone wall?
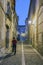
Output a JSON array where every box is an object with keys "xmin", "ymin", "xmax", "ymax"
[
  {"xmin": 0, "ymin": 6, "xmax": 6, "ymax": 48},
  {"xmin": 37, "ymin": 5, "xmax": 43, "ymax": 55},
  {"xmin": 28, "ymin": 0, "xmax": 43, "ymax": 56}
]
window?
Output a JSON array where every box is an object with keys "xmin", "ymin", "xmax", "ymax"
[{"xmin": 7, "ymin": 2, "xmax": 10, "ymax": 15}]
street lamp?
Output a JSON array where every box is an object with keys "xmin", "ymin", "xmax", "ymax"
[{"xmin": 28, "ymin": 20, "xmax": 31, "ymax": 24}]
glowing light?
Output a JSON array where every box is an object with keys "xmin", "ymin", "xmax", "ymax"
[{"xmin": 28, "ymin": 21, "xmax": 31, "ymax": 24}]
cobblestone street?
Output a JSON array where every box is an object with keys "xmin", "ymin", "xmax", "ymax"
[{"xmin": 0, "ymin": 43, "xmax": 43, "ymax": 65}]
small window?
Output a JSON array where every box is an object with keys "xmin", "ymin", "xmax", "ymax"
[{"xmin": 7, "ymin": 2, "xmax": 10, "ymax": 14}]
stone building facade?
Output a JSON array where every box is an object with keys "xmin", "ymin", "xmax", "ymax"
[
  {"xmin": 0, "ymin": 0, "xmax": 18, "ymax": 52},
  {"xmin": 13, "ymin": 12, "xmax": 18, "ymax": 38},
  {"xmin": 37, "ymin": 0, "xmax": 43, "ymax": 56},
  {"xmin": 28, "ymin": 0, "xmax": 43, "ymax": 56},
  {"xmin": 0, "ymin": 0, "xmax": 7, "ymax": 51}
]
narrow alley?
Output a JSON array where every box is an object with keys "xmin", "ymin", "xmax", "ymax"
[
  {"xmin": 0, "ymin": 43, "xmax": 43, "ymax": 65},
  {"xmin": 0, "ymin": 0, "xmax": 43, "ymax": 65}
]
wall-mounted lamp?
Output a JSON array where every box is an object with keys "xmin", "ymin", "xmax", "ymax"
[{"xmin": 28, "ymin": 21, "xmax": 31, "ymax": 24}]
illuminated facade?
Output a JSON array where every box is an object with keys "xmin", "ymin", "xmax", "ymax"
[{"xmin": 28, "ymin": 0, "xmax": 43, "ymax": 56}]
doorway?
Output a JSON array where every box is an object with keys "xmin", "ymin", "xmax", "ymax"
[{"xmin": 6, "ymin": 25, "xmax": 9, "ymax": 48}]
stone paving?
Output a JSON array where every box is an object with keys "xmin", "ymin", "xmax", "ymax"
[
  {"xmin": 0, "ymin": 43, "xmax": 43, "ymax": 65},
  {"xmin": 23, "ymin": 44, "xmax": 43, "ymax": 65},
  {"xmin": 0, "ymin": 44, "xmax": 22, "ymax": 65}
]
